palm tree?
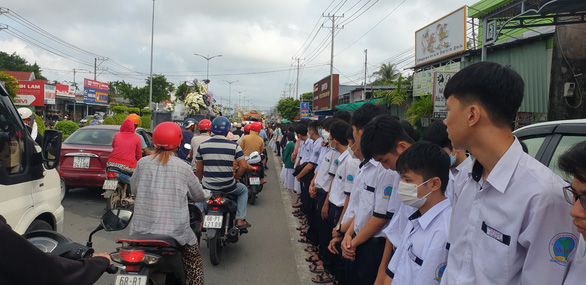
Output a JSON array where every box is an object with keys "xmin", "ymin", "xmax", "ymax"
[{"xmin": 372, "ymin": 63, "xmax": 399, "ymax": 85}]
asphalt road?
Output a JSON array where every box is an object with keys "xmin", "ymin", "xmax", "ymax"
[{"xmin": 61, "ymin": 151, "xmax": 312, "ymax": 285}]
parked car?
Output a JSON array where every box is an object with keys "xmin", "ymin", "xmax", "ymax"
[
  {"xmin": 0, "ymin": 84, "xmax": 64, "ymax": 234},
  {"xmin": 59, "ymin": 125, "xmax": 154, "ymax": 193},
  {"xmin": 514, "ymin": 119, "xmax": 586, "ymax": 180}
]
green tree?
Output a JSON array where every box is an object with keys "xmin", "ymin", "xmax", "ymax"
[
  {"xmin": 175, "ymin": 82, "xmax": 189, "ymax": 101},
  {"xmin": 0, "ymin": 72, "xmax": 19, "ymax": 99},
  {"xmin": 55, "ymin": 120, "xmax": 79, "ymax": 142},
  {"xmin": 371, "ymin": 63, "xmax": 399, "ymax": 85},
  {"xmin": 146, "ymin": 74, "xmax": 175, "ymax": 103},
  {"xmin": 405, "ymin": 95, "xmax": 433, "ymax": 125},
  {"xmin": 276, "ymin": 97, "xmax": 300, "ymax": 120},
  {"xmin": 375, "ymin": 74, "xmax": 410, "ymax": 116},
  {"xmin": 0, "ymin": 52, "xmax": 47, "ymax": 80}
]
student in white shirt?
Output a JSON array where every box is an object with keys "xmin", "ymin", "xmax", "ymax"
[
  {"xmin": 384, "ymin": 141, "xmax": 451, "ymax": 285},
  {"xmin": 558, "ymin": 141, "xmax": 586, "ymax": 284},
  {"xmin": 441, "ymin": 61, "xmax": 577, "ymax": 284}
]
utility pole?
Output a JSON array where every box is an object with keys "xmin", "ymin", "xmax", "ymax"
[
  {"xmin": 294, "ymin": 57, "xmax": 302, "ymax": 100},
  {"xmin": 286, "ymin": 83, "xmax": 294, "ymax": 98},
  {"xmin": 194, "ymin": 53, "xmax": 222, "ymax": 87},
  {"xmin": 362, "ymin": 49, "xmax": 368, "ymax": 101},
  {"xmin": 323, "ymin": 14, "xmax": 343, "ymax": 111},
  {"xmin": 94, "ymin": 57, "xmax": 107, "ymax": 80},
  {"xmin": 149, "ymin": 0, "xmax": 155, "ymax": 110}
]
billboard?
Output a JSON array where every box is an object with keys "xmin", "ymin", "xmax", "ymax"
[
  {"xmin": 83, "ymin": 78, "xmax": 108, "ymax": 105},
  {"xmin": 415, "ymin": 6, "xmax": 467, "ymax": 66},
  {"xmin": 56, "ymin": 84, "xmax": 76, "ymax": 98},
  {"xmin": 312, "ymin": 74, "xmax": 339, "ymax": 111},
  {"xmin": 44, "ymin": 84, "xmax": 56, "ymax": 105},
  {"xmin": 300, "ymin": 102, "xmax": 309, "ymax": 119},
  {"xmin": 413, "ymin": 62, "xmax": 460, "ymax": 97},
  {"xmin": 432, "ymin": 71, "xmax": 456, "ymax": 119},
  {"xmin": 14, "ymin": 81, "xmax": 44, "ymax": 106}
]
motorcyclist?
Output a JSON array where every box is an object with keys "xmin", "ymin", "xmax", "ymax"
[
  {"xmin": 195, "ymin": 116, "xmax": 252, "ymax": 228},
  {"xmin": 0, "ymin": 215, "xmax": 112, "ymax": 285},
  {"xmin": 127, "ymin": 113, "xmax": 151, "ymax": 155},
  {"xmin": 178, "ymin": 118, "xmax": 197, "ymax": 162},
  {"xmin": 130, "ymin": 121, "xmax": 211, "ymax": 285},
  {"xmin": 233, "ymin": 122, "xmax": 244, "ymax": 137},
  {"xmin": 240, "ymin": 122, "xmax": 266, "ymax": 182},
  {"xmin": 17, "ymin": 107, "xmax": 43, "ymax": 146},
  {"xmin": 106, "ymin": 118, "xmax": 142, "ymax": 174},
  {"xmin": 189, "ymin": 119, "xmax": 212, "ymax": 166},
  {"xmin": 89, "ymin": 114, "xmax": 102, "ymax": 125}
]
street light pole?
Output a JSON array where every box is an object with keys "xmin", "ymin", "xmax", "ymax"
[
  {"xmin": 149, "ymin": 0, "xmax": 155, "ymax": 110},
  {"xmin": 194, "ymin": 53, "xmax": 222, "ymax": 87},
  {"xmin": 223, "ymin": 80, "xmax": 238, "ymax": 114}
]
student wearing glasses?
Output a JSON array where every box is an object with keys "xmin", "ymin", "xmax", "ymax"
[{"xmin": 558, "ymin": 141, "xmax": 586, "ymax": 284}]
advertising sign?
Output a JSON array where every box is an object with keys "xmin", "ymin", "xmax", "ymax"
[
  {"xmin": 413, "ymin": 62, "xmax": 460, "ymax": 97},
  {"xmin": 300, "ymin": 102, "xmax": 310, "ymax": 119},
  {"xmin": 312, "ymin": 74, "xmax": 339, "ymax": 111},
  {"xmin": 56, "ymin": 84, "xmax": 76, "ymax": 98},
  {"xmin": 44, "ymin": 84, "xmax": 56, "ymax": 105},
  {"xmin": 14, "ymin": 81, "xmax": 44, "ymax": 106},
  {"xmin": 432, "ymin": 72, "xmax": 456, "ymax": 119},
  {"xmin": 415, "ymin": 6, "xmax": 467, "ymax": 66},
  {"xmin": 352, "ymin": 90, "xmax": 363, "ymax": 102},
  {"xmin": 83, "ymin": 78, "xmax": 109, "ymax": 105}
]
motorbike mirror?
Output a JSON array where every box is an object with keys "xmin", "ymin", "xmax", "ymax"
[
  {"xmin": 184, "ymin": 143, "xmax": 192, "ymax": 150},
  {"xmin": 101, "ymin": 208, "xmax": 133, "ymax": 231}
]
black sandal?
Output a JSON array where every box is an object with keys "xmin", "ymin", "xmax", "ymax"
[
  {"xmin": 305, "ymin": 253, "xmax": 319, "ymax": 262},
  {"xmin": 298, "ymin": 237, "xmax": 312, "ymax": 243},
  {"xmin": 309, "ymin": 262, "xmax": 324, "ymax": 273},
  {"xmin": 312, "ymin": 271, "xmax": 335, "ymax": 284}
]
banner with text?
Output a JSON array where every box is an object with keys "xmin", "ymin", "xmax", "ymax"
[
  {"xmin": 83, "ymin": 78, "xmax": 109, "ymax": 105},
  {"xmin": 300, "ymin": 102, "xmax": 309, "ymax": 119},
  {"xmin": 14, "ymin": 81, "xmax": 44, "ymax": 106},
  {"xmin": 415, "ymin": 6, "xmax": 467, "ymax": 66},
  {"xmin": 413, "ymin": 62, "xmax": 460, "ymax": 97},
  {"xmin": 44, "ymin": 84, "xmax": 56, "ymax": 105},
  {"xmin": 432, "ymin": 71, "xmax": 456, "ymax": 119}
]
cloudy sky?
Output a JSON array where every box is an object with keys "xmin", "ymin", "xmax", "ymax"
[{"xmin": 0, "ymin": 0, "xmax": 476, "ymax": 111}]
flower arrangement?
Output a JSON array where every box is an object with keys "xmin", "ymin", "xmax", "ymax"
[
  {"xmin": 183, "ymin": 80, "xmax": 210, "ymax": 114},
  {"xmin": 164, "ymin": 103, "xmax": 174, "ymax": 112}
]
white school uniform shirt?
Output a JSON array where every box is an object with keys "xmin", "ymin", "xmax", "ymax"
[
  {"xmin": 441, "ymin": 139, "xmax": 578, "ymax": 285},
  {"xmin": 341, "ymin": 159, "xmax": 368, "ymax": 224},
  {"xmin": 299, "ymin": 138, "xmax": 313, "ymax": 164},
  {"xmin": 329, "ymin": 150, "xmax": 359, "ymax": 207},
  {"xmin": 353, "ymin": 161, "xmax": 396, "ymax": 237},
  {"xmin": 309, "ymin": 137, "xmax": 324, "ymax": 166},
  {"xmin": 314, "ymin": 147, "xmax": 336, "ymax": 190},
  {"xmin": 563, "ymin": 235, "xmax": 586, "ymax": 284},
  {"xmin": 445, "ymin": 156, "xmax": 473, "ymax": 201},
  {"xmin": 387, "ymin": 198, "xmax": 451, "ymax": 285}
]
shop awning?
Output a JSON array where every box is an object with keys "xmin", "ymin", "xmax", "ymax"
[{"xmin": 335, "ymin": 98, "xmax": 383, "ymax": 112}]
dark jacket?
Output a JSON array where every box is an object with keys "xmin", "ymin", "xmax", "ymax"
[{"xmin": 0, "ymin": 215, "xmax": 109, "ymax": 285}]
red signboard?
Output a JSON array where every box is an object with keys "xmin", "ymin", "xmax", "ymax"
[
  {"xmin": 14, "ymin": 81, "xmax": 44, "ymax": 106},
  {"xmin": 56, "ymin": 84, "xmax": 76, "ymax": 98},
  {"xmin": 312, "ymin": 74, "xmax": 339, "ymax": 111}
]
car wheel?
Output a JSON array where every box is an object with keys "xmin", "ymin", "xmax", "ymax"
[
  {"xmin": 25, "ymin": 220, "xmax": 53, "ymax": 233},
  {"xmin": 60, "ymin": 177, "xmax": 68, "ymax": 201}
]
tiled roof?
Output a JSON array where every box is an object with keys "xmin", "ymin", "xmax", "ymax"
[{"xmin": 0, "ymin": 71, "xmax": 35, "ymax": 81}]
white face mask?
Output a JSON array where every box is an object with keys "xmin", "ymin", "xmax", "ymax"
[
  {"xmin": 397, "ymin": 179, "xmax": 433, "ymax": 208},
  {"xmin": 348, "ymin": 142, "xmax": 358, "ymax": 159}
]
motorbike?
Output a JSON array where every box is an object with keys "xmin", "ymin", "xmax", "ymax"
[
  {"xmin": 203, "ymin": 190, "xmax": 248, "ymax": 265},
  {"xmin": 24, "ymin": 208, "xmax": 133, "ymax": 278},
  {"xmin": 243, "ymin": 151, "xmax": 264, "ymax": 205},
  {"xmin": 110, "ymin": 201, "xmax": 204, "ymax": 284},
  {"xmin": 103, "ymin": 167, "xmax": 134, "ymax": 210}
]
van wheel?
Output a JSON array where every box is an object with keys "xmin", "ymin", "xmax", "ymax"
[
  {"xmin": 60, "ymin": 177, "xmax": 68, "ymax": 201},
  {"xmin": 25, "ymin": 220, "xmax": 53, "ymax": 233}
]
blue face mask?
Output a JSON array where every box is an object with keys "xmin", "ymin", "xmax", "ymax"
[{"xmin": 449, "ymin": 154, "xmax": 457, "ymax": 167}]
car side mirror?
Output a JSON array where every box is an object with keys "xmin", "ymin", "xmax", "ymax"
[
  {"xmin": 42, "ymin": 130, "xmax": 62, "ymax": 169},
  {"xmin": 101, "ymin": 208, "xmax": 133, "ymax": 231}
]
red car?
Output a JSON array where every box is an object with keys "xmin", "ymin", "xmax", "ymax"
[{"xmin": 59, "ymin": 125, "xmax": 153, "ymax": 191}]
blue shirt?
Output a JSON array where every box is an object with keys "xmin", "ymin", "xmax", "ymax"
[
  {"xmin": 259, "ymin": 129, "xmax": 267, "ymax": 140},
  {"xmin": 177, "ymin": 131, "xmax": 194, "ymax": 160}
]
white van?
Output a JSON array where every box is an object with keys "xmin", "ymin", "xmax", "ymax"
[{"xmin": 0, "ymin": 84, "xmax": 64, "ymax": 234}]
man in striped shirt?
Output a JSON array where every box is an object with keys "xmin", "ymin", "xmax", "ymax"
[{"xmin": 195, "ymin": 117, "xmax": 251, "ymax": 228}]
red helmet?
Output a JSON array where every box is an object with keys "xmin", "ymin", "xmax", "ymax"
[
  {"xmin": 153, "ymin": 122, "xmax": 183, "ymax": 150},
  {"xmin": 251, "ymin": 122, "xmax": 262, "ymax": 132},
  {"xmin": 198, "ymin": 119, "xmax": 212, "ymax": 131},
  {"xmin": 244, "ymin": 124, "xmax": 252, "ymax": 133}
]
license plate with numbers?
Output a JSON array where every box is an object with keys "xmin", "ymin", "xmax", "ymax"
[
  {"xmin": 114, "ymin": 274, "xmax": 147, "ymax": 285},
  {"xmin": 203, "ymin": 215, "xmax": 223, "ymax": 229},
  {"xmin": 249, "ymin": 177, "xmax": 260, "ymax": 185},
  {"xmin": 73, "ymin": 156, "xmax": 90, "ymax": 168}
]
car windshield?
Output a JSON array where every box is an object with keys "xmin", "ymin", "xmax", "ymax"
[{"xmin": 64, "ymin": 128, "xmax": 118, "ymax": 146}]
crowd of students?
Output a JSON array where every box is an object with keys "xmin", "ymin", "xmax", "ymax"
[{"xmin": 275, "ymin": 62, "xmax": 584, "ymax": 285}]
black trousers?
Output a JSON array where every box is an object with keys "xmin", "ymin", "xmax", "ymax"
[
  {"xmin": 347, "ymin": 237, "xmax": 386, "ymax": 285},
  {"xmin": 300, "ymin": 172, "xmax": 316, "ymax": 243}
]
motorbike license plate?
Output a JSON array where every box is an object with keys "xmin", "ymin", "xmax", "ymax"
[
  {"xmin": 73, "ymin": 156, "xmax": 90, "ymax": 168},
  {"xmin": 203, "ymin": 215, "xmax": 223, "ymax": 229},
  {"xmin": 249, "ymin": 177, "xmax": 261, "ymax": 185},
  {"xmin": 115, "ymin": 274, "xmax": 147, "ymax": 285},
  {"xmin": 103, "ymin": 179, "xmax": 118, "ymax": 190}
]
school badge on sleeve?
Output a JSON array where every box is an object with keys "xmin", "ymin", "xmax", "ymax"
[
  {"xmin": 549, "ymin": 232, "xmax": 578, "ymax": 265},
  {"xmin": 434, "ymin": 262, "xmax": 446, "ymax": 282}
]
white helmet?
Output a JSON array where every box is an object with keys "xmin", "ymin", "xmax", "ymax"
[{"xmin": 17, "ymin": 108, "xmax": 33, "ymax": 120}]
